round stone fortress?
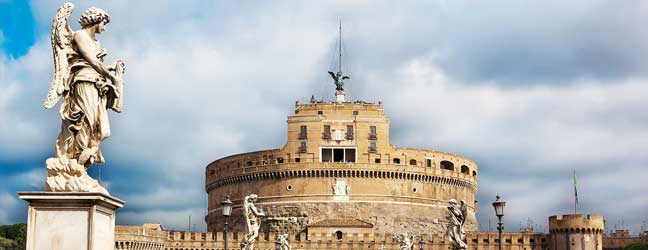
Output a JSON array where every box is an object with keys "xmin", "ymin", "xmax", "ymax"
[{"xmin": 205, "ymin": 100, "xmax": 478, "ymax": 235}]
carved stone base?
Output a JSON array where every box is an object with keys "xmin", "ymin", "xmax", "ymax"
[
  {"xmin": 17, "ymin": 192, "xmax": 125, "ymax": 250},
  {"xmin": 45, "ymin": 157, "xmax": 108, "ymax": 195},
  {"xmin": 335, "ymin": 90, "xmax": 345, "ymax": 103}
]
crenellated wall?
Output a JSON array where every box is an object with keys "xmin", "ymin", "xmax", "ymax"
[
  {"xmin": 548, "ymin": 214, "xmax": 605, "ymax": 250},
  {"xmin": 116, "ymin": 226, "xmax": 548, "ymax": 250}
]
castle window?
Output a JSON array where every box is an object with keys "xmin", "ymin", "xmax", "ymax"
[
  {"xmin": 344, "ymin": 148, "xmax": 355, "ymax": 162},
  {"xmin": 369, "ymin": 126, "xmax": 377, "ymax": 140},
  {"xmin": 345, "ymin": 125, "xmax": 354, "ymax": 140},
  {"xmin": 277, "ymin": 157, "xmax": 284, "ymax": 164},
  {"xmin": 472, "ymin": 170, "xmax": 477, "ymax": 176},
  {"xmin": 322, "ymin": 125, "xmax": 331, "ymax": 139},
  {"xmin": 334, "ymin": 148, "xmax": 344, "ymax": 162},
  {"xmin": 321, "ymin": 147, "xmax": 356, "ymax": 163},
  {"xmin": 461, "ymin": 165, "xmax": 469, "ymax": 174},
  {"xmin": 352, "ymin": 111, "xmax": 358, "ymax": 116},
  {"xmin": 375, "ymin": 158, "xmax": 381, "ymax": 164},
  {"xmin": 393, "ymin": 158, "xmax": 401, "ymax": 164},
  {"xmin": 299, "ymin": 125, "xmax": 307, "ymax": 139},
  {"xmin": 286, "ymin": 185, "xmax": 293, "ymax": 191},
  {"xmin": 298, "ymin": 140, "xmax": 307, "ymax": 153},
  {"xmin": 412, "ymin": 187, "xmax": 418, "ymax": 193},
  {"xmin": 369, "ymin": 141, "xmax": 377, "ymax": 153},
  {"xmin": 426, "ymin": 159, "xmax": 432, "ymax": 168},
  {"xmin": 247, "ymin": 161, "xmax": 253, "ymax": 167},
  {"xmin": 440, "ymin": 161, "xmax": 454, "ymax": 171},
  {"xmin": 335, "ymin": 231, "xmax": 343, "ymax": 240},
  {"xmin": 322, "ymin": 148, "xmax": 333, "ymax": 162},
  {"xmin": 409, "ymin": 159, "xmax": 417, "ymax": 166},
  {"xmin": 210, "ymin": 170, "xmax": 215, "ymax": 175},
  {"xmin": 317, "ymin": 110, "xmax": 323, "ymax": 115},
  {"xmin": 295, "ymin": 158, "xmax": 301, "ymax": 163}
]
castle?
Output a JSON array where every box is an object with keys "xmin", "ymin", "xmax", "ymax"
[
  {"xmin": 113, "ymin": 89, "xmax": 620, "ymax": 250},
  {"xmin": 205, "ymin": 97, "xmax": 478, "ymax": 235}
]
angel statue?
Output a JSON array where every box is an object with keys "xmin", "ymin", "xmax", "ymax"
[
  {"xmin": 446, "ymin": 199, "xmax": 468, "ymax": 250},
  {"xmin": 274, "ymin": 233, "xmax": 292, "ymax": 250},
  {"xmin": 42, "ymin": 3, "xmax": 125, "ymax": 195},
  {"xmin": 328, "ymin": 71, "xmax": 349, "ymax": 91},
  {"xmin": 397, "ymin": 233, "xmax": 415, "ymax": 250},
  {"xmin": 241, "ymin": 194, "xmax": 266, "ymax": 250}
]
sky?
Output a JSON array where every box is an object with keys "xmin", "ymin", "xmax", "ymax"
[{"xmin": 1, "ymin": 0, "xmax": 648, "ymax": 233}]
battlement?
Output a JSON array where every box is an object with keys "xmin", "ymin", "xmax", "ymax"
[
  {"xmin": 548, "ymin": 214, "xmax": 605, "ymax": 233},
  {"xmin": 115, "ymin": 226, "xmax": 548, "ymax": 250}
]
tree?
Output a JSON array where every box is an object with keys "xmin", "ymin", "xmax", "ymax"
[{"xmin": 625, "ymin": 243, "xmax": 648, "ymax": 250}]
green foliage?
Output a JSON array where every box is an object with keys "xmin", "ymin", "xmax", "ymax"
[
  {"xmin": 0, "ymin": 224, "xmax": 26, "ymax": 250},
  {"xmin": 625, "ymin": 243, "xmax": 648, "ymax": 250}
]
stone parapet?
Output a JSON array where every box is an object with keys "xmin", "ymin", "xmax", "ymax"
[
  {"xmin": 115, "ymin": 227, "xmax": 549, "ymax": 250},
  {"xmin": 549, "ymin": 214, "xmax": 605, "ymax": 234}
]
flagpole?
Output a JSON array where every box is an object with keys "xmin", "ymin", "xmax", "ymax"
[{"xmin": 573, "ymin": 170, "xmax": 578, "ymax": 214}]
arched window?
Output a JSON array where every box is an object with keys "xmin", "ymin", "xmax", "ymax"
[
  {"xmin": 409, "ymin": 159, "xmax": 417, "ymax": 166},
  {"xmin": 440, "ymin": 161, "xmax": 454, "ymax": 171},
  {"xmin": 461, "ymin": 165, "xmax": 469, "ymax": 174},
  {"xmin": 335, "ymin": 231, "xmax": 343, "ymax": 240},
  {"xmin": 472, "ymin": 170, "xmax": 477, "ymax": 176},
  {"xmin": 393, "ymin": 158, "xmax": 401, "ymax": 164}
]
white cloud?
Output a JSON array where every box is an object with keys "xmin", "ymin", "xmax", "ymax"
[{"xmin": 0, "ymin": 0, "xmax": 646, "ymax": 232}]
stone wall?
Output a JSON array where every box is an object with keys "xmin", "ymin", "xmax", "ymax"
[
  {"xmin": 603, "ymin": 230, "xmax": 648, "ymax": 250},
  {"xmin": 116, "ymin": 227, "xmax": 548, "ymax": 250}
]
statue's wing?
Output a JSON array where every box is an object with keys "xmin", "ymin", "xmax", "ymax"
[
  {"xmin": 44, "ymin": 3, "xmax": 74, "ymax": 109},
  {"xmin": 342, "ymin": 76, "xmax": 350, "ymax": 80},
  {"xmin": 328, "ymin": 71, "xmax": 337, "ymax": 80},
  {"xmin": 460, "ymin": 200, "xmax": 468, "ymax": 223}
]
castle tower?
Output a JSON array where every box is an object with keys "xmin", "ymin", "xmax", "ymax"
[
  {"xmin": 548, "ymin": 214, "xmax": 605, "ymax": 250},
  {"xmin": 205, "ymin": 96, "xmax": 478, "ymax": 235}
]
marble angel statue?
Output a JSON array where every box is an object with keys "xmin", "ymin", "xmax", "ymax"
[
  {"xmin": 446, "ymin": 199, "xmax": 468, "ymax": 250},
  {"xmin": 241, "ymin": 194, "xmax": 266, "ymax": 250},
  {"xmin": 43, "ymin": 3, "xmax": 125, "ymax": 195},
  {"xmin": 397, "ymin": 233, "xmax": 415, "ymax": 250}
]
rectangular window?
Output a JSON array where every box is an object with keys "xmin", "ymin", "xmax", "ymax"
[
  {"xmin": 346, "ymin": 125, "xmax": 354, "ymax": 140},
  {"xmin": 426, "ymin": 159, "xmax": 432, "ymax": 168},
  {"xmin": 345, "ymin": 148, "xmax": 356, "ymax": 162},
  {"xmin": 333, "ymin": 148, "xmax": 344, "ymax": 162},
  {"xmin": 323, "ymin": 125, "xmax": 331, "ymax": 139},
  {"xmin": 299, "ymin": 125, "xmax": 307, "ymax": 139},
  {"xmin": 369, "ymin": 141, "xmax": 377, "ymax": 152},
  {"xmin": 321, "ymin": 147, "xmax": 356, "ymax": 163},
  {"xmin": 369, "ymin": 126, "xmax": 377, "ymax": 140},
  {"xmin": 317, "ymin": 110, "xmax": 323, "ymax": 115},
  {"xmin": 352, "ymin": 111, "xmax": 359, "ymax": 116},
  {"xmin": 375, "ymin": 158, "xmax": 381, "ymax": 164},
  {"xmin": 299, "ymin": 140, "xmax": 307, "ymax": 153},
  {"xmin": 322, "ymin": 148, "xmax": 332, "ymax": 162}
]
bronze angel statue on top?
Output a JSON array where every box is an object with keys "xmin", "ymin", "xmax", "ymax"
[{"xmin": 43, "ymin": 3, "xmax": 125, "ymax": 195}]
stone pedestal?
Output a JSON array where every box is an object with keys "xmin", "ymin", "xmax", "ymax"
[
  {"xmin": 335, "ymin": 90, "xmax": 345, "ymax": 103},
  {"xmin": 17, "ymin": 192, "xmax": 125, "ymax": 250}
]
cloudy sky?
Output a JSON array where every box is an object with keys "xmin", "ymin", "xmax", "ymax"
[{"xmin": 1, "ymin": 0, "xmax": 647, "ymax": 233}]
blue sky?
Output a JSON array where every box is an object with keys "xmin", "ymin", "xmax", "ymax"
[{"xmin": 1, "ymin": 0, "xmax": 648, "ymax": 233}]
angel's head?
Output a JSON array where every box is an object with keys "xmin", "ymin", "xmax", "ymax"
[{"xmin": 79, "ymin": 7, "xmax": 110, "ymax": 33}]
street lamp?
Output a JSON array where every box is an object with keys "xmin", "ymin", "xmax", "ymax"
[
  {"xmin": 418, "ymin": 238, "xmax": 425, "ymax": 250},
  {"xmin": 221, "ymin": 195, "xmax": 233, "ymax": 250},
  {"xmin": 492, "ymin": 195, "xmax": 506, "ymax": 250}
]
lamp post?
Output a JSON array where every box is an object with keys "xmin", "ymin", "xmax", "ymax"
[
  {"xmin": 492, "ymin": 195, "xmax": 506, "ymax": 250},
  {"xmin": 418, "ymin": 237, "xmax": 425, "ymax": 250},
  {"xmin": 221, "ymin": 195, "xmax": 233, "ymax": 250}
]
